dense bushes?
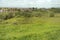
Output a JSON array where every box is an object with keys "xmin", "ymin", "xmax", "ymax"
[
  {"xmin": 0, "ymin": 12, "xmax": 15, "ymax": 20},
  {"xmin": 0, "ymin": 8, "xmax": 60, "ymax": 20}
]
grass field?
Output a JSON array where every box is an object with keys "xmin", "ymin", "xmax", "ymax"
[
  {"xmin": 0, "ymin": 8, "xmax": 60, "ymax": 40},
  {"xmin": 0, "ymin": 17, "xmax": 60, "ymax": 40}
]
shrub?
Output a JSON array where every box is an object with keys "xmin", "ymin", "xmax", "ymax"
[{"xmin": 50, "ymin": 13, "xmax": 55, "ymax": 17}]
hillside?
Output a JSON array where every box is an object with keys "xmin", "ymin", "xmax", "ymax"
[{"xmin": 0, "ymin": 8, "xmax": 60, "ymax": 40}]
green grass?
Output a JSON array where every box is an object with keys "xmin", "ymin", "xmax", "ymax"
[{"xmin": 0, "ymin": 17, "xmax": 60, "ymax": 40}]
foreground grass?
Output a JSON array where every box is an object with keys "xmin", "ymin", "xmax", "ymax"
[{"xmin": 0, "ymin": 17, "xmax": 60, "ymax": 40}]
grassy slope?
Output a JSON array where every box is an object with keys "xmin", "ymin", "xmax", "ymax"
[{"xmin": 0, "ymin": 17, "xmax": 60, "ymax": 40}]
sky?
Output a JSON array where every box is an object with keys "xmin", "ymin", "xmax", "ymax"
[{"xmin": 0, "ymin": 0, "xmax": 60, "ymax": 8}]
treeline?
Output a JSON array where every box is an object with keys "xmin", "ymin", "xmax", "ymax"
[{"xmin": 0, "ymin": 8, "xmax": 60, "ymax": 20}]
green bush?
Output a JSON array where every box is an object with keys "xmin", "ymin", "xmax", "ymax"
[{"xmin": 50, "ymin": 13, "xmax": 55, "ymax": 17}]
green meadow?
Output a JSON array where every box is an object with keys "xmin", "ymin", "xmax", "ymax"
[{"xmin": 0, "ymin": 8, "xmax": 60, "ymax": 40}]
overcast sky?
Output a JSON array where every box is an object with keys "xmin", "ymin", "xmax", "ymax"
[{"xmin": 0, "ymin": 0, "xmax": 60, "ymax": 8}]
